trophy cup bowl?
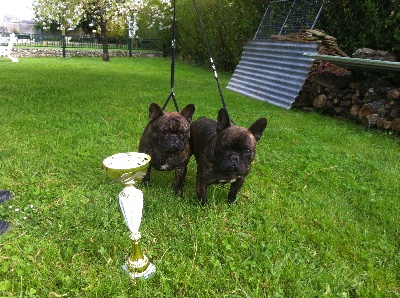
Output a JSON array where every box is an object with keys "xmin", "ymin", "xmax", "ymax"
[
  {"xmin": 103, "ymin": 152, "xmax": 150, "ymax": 185},
  {"xmin": 103, "ymin": 152, "xmax": 156, "ymax": 280}
]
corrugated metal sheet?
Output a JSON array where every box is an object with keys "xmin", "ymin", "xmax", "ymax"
[{"xmin": 227, "ymin": 40, "xmax": 318, "ymax": 109}]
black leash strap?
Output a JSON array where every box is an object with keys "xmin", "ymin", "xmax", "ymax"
[
  {"xmin": 192, "ymin": 0, "xmax": 227, "ymax": 109},
  {"xmin": 162, "ymin": 0, "xmax": 179, "ymax": 112}
]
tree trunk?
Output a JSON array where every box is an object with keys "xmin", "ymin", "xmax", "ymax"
[
  {"xmin": 101, "ymin": 23, "xmax": 109, "ymax": 62},
  {"xmin": 97, "ymin": 5, "xmax": 109, "ymax": 63}
]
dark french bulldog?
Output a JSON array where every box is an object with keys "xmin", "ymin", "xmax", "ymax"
[
  {"xmin": 190, "ymin": 108, "xmax": 267, "ymax": 205},
  {"xmin": 139, "ymin": 102, "xmax": 195, "ymax": 196}
]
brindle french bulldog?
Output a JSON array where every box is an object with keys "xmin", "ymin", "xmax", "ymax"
[
  {"xmin": 190, "ymin": 108, "xmax": 267, "ymax": 205},
  {"xmin": 139, "ymin": 102, "xmax": 195, "ymax": 195}
]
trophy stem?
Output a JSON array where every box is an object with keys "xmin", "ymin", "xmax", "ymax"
[
  {"xmin": 119, "ymin": 187, "xmax": 156, "ymax": 280},
  {"xmin": 123, "ymin": 232, "xmax": 156, "ymax": 279}
]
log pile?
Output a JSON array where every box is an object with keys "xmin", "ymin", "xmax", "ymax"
[
  {"xmin": 272, "ymin": 29, "xmax": 400, "ymax": 133},
  {"xmin": 271, "ymin": 29, "xmax": 350, "ymax": 76},
  {"xmin": 352, "ymin": 48, "xmax": 397, "ymax": 62},
  {"xmin": 298, "ymin": 74, "xmax": 400, "ymax": 132},
  {"xmin": 270, "ymin": 29, "xmax": 345, "ymax": 56}
]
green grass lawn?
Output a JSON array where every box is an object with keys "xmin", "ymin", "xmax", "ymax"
[{"xmin": 0, "ymin": 57, "xmax": 399, "ymax": 297}]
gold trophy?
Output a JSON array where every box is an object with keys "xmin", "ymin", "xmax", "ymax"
[{"xmin": 103, "ymin": 152, "xmax": 156, "ymax": 279}]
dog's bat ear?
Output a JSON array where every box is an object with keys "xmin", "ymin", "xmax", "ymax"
[
  {"xmin": 180, "ymin": 104, "xmax": 195, "ymax": 122},
  {"xmin": 249, "ymin": 118, "xmax": 267, "ymax": 141},
  {"xmin": 216, "ymin": 108, "xmax": 231, "ymax": 132},
  {"xmin": 149, "ymin": 103, "xmax": 164, "ymax": 121}
]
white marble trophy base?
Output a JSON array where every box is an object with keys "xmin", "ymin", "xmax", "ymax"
[{"xmin": 122, "ymin": 262, "xmax": 156, "ymax": 279}]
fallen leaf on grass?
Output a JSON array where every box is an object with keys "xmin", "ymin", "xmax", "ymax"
[{"xmin": 49, "ymin": 292, "xmax": 67, "ymax": 297}]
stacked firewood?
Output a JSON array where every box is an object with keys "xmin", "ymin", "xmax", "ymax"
[
  {"xmin": 271, "ymin": 29, "xmax": 350, "ymax": 76},
  {"xmin": 270, "ymin": 29, "xmax": 344, "ymax": 54},
  {"xmin": 295, "ymin": 73, "xmax": 400, "ymax": 132},
  {"xmin": 271, "ymin": 30, "xmax": 400, "ymax": 132},
  {"xmin": 352, "ymin": 48, "xmax": 397, "ymax": 62}
]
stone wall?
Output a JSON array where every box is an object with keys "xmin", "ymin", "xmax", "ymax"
[{"xmin": 11, "ymin": 48, "xmax": 163, "ymax": 58}]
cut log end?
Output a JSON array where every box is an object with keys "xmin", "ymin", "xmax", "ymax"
[
  {"xmin": 361, "ymin": 114, "xmax": 380, "ymax": 128},
  {"xmin": 313, "ymin": 94, "xmax": 327, "ymax": 109},
  {"xmin": 377, "ymin": 118, "xmax": 392, "ymax": 129},
  {"xmin": 390, "ymin": 118, "xmax": 400, "ymax": 131}
]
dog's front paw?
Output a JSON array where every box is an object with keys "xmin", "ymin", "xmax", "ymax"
[{"xmin": 173, "ymin": 187, "xmax": 183, "ymax": 197}]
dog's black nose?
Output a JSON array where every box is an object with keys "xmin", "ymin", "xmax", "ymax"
[
  {"xmin": 167, "ymin": 134, "xmax": 185, "ymax": 152},
  {"xmin": 230, "ymin": 155, "xmax": 239, "ymax": 163},
  {"xmin": 170, "ymin": 134, "xmax": 179, "ymax": 143},
  {"xmin": 228, "ymin": 155, "xmax": 240, "ymax": 171}
]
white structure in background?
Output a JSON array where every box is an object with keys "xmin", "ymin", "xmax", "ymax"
[
  {"xmin": 128, "ymin": 12, "xmax": 138, "ymax": 38},
  {"xmin": 0, "ymin": 33, "xmax": 18, "ymax": 62},
  {"xmin": 1, "ymin": 13, "xmax": 38, "ymax": 35}
]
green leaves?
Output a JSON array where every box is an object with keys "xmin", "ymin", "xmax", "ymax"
[
  {"xmin": 175, "ymin": 0, "xmax": 267, "ymax": 71},
  {"xmin": 318, "ymin": 0, "xmax": 400, "ymax": 56}
]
